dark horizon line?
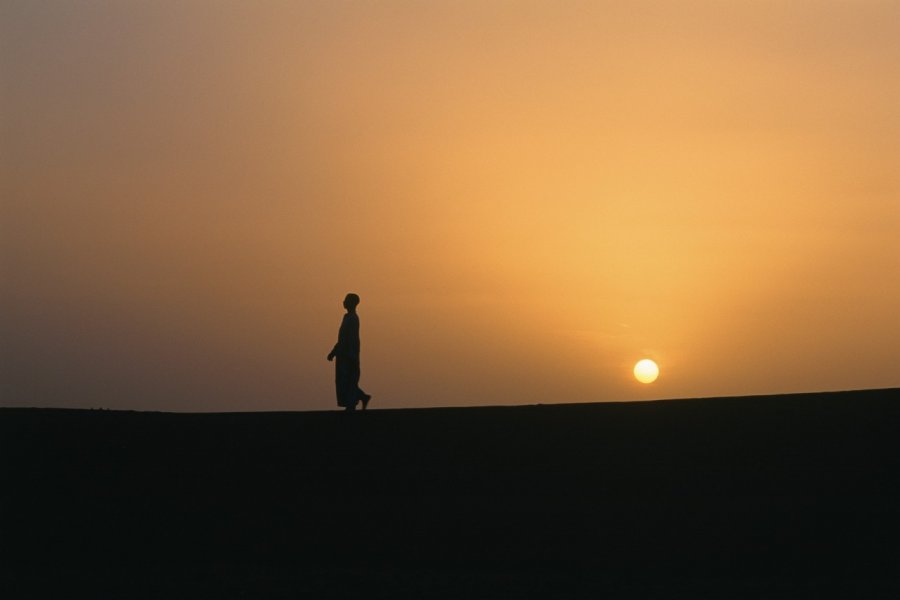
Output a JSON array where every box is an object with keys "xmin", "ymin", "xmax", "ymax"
[{"xmin": 1, "ymin": 386, "xmax": 897, "ymax": 415}]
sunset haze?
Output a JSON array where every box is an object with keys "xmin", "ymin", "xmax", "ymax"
[{"xmin": 2, "ymin": 1, "xmax": 898, "ymax": 411}]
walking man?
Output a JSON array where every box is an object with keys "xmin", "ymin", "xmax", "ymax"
[{"xmin": 327, "ymin": 293, "xmax": 372, "ymax": 411}]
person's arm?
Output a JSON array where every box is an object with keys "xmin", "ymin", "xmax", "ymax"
[
  {"xmin": 348, "ymin": 315, "xmax": 360, "ymax": 358},
  {"xmin": 327, "ymin": 315, "xmax": 348, "ymax": 361}
]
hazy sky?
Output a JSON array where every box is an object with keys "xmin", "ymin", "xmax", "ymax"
[{"xmin": 2, "ymin": 1, "xmax": 898, "ymax": 411}]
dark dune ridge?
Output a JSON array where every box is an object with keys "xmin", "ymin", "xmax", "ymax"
[{"xmin": 4, "ymin": 388, "xmax": 900, "ymax": 598}]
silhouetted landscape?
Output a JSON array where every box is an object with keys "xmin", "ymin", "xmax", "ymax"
[{"xmin": 4, "ymin": 389, "xmax": 900, "ymax": 598}]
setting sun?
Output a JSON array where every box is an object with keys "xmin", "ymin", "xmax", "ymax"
[{"xmin": 634, "ymin": 359, "xmax": 660, "ymax": 384}]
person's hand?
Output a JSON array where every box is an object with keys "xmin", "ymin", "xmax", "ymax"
[{"xmin": 327, "ymin": 352, "xmax": 335, "ymax": 362}]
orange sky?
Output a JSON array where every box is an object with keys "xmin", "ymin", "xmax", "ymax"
[{"xmin": 2, "ymin": 1, "xmax": 898, "ymax": 410}]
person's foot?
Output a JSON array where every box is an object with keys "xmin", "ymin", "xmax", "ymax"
[{"xmin": 361, "ymin": 393, "xmax": 372, "ymax": 410}]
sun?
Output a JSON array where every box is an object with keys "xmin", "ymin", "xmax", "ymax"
[{"xmin": 633, "ymin": 359, "xmax": 659, "ymax": 384}]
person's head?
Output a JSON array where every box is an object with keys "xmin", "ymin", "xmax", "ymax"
[{"xmin": 343, "ymin": 293, "xmax": 360, "ymax": 311}]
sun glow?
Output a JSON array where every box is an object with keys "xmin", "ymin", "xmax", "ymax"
[{"xmin": 634, "ymin": 359, "xmax": 660, "ymax": 384}]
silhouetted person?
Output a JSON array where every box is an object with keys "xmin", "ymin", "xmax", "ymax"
[{"xmin": 327, "ymin": 293, "xmax": 372, "ymax": 411}]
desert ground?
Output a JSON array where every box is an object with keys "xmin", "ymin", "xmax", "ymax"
[{"xmin": 3, "ymin": 388, "xmax": 900, "ymax": 598}]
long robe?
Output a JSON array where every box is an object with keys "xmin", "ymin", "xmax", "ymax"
[{"xmin": 331, "ymin": 312, "xmax": 362, "ymax": 409}]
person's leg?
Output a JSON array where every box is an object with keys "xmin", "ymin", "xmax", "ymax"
[
  {"xmin": 345, "ymin": 359, "xmax": 361, "ymax": 410},
  {"xmin": 335, "ymin": 359, "xmax": 354, "ymax": 409},
  {"xmin": 358, "ymin": 387, "xmax": 371, "ymax": 410},
  {"xmin": 350, "ymin": 360, "xmax": 371, "ymax": 409}
]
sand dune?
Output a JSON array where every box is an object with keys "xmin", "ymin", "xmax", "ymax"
[{"xmin": 4, "ymin": 388, "xmax": 900, "ymax": 597}]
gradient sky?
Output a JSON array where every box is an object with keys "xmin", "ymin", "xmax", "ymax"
[{"xmin": 2, "ymin": 1, "xmax": 898, "ymax": 411}]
